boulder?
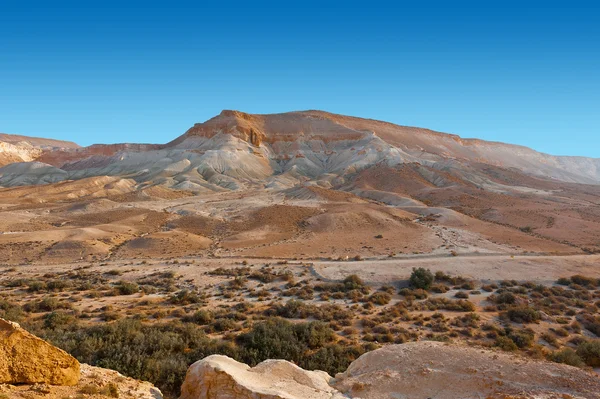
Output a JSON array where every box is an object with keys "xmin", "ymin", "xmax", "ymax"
[
  {"xmin": 179, "ymin": 355, "xmax": 346, "ymax": 399},
  {"xmin": 333, "ymin": 341, "xmax": 600, "ymax": 399},
  {"xmin": 0, "ymin": 318, "xmax": 80, "ymax": 386}
]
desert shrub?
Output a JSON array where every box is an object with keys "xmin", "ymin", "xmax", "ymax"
[
  {"xmin": 576, "ymin": 340, "xmax": 600, "ymax": 367},
  {"xmin": 541, "ymin": 332, "xmax": 558, "ymax": 347},
  {"xmin": 507, "ymin": 328, "xmax": 535, "ymax": 349},
  {"xmin": 37, "ymin": 318, "xmax": 239, "ymax": 397},
  {"xmin": 548, "ymin": 348, "xmax": 585, "ymax": 367},
  {"xmin": 578, "ymin": 314, "xmax": 600, "ymax": 337},
  {"xmin": 47, "ymin": 280, "xmax": 71, "ymax": 291},
  {"xmin": 169, "ymin": 290, "xmax": 202, "ymax": 305},
  {"xmin": 495, "ymin": 336, "xmax": 518, "ymax": 351},
  {"xmin": 237, "ymin": 318, "xmax": 334, "ymax": 363},
  {"xmin": 415, "ymin": 298, "xmax": 475, "ymax": 312},
  {"xmin": 410, "ymin": 268, "xmax": 434, "ymax": 290},
  {"xmin": 80, "ymin": 384, "xmax": 99, "ymax": 394},
  {"xmin": 504, "ymin": 307, "xmax": 541, "ymax": 324},
  {"xmin": 556, "ymin": 277, "xmax": 571, "ymax": 286},
  {"xmin": 343, "ymin": 275, "xmax": 367, "ymax": 291},
  {"xmin": 367, "ymin": 292, "xmax": 391, "ymax": 305},
  {"xmin": 398, "ymin": 288, "xmax": 428, "ymax": 299},
  {"xmin": 570, "ymin": 275, "xmax": 598, "ymax": 288},
  {"xmin": 209, "ymin": 318, "xmax": 239, "ymax": 332},
  {"xmin": 379, "ymin": 285, "xmax": 395, "ymax": 294},
  {"xmin": 27, "ymin": 280, "xmax": 47, "ymax": 292},
  {"xmin": 481, "ymin": 284, "xmax": 498, "ymax": 292},
  {"xmin": 300, "ymin": 343, "xmax": 366, "ymax": 375},
  {"xmin": 184, "ymin": 310, "xmax": 214, "ymax": 325},
  {"xmin": 454, "ymin": 291, "xmax": 469, "ymax": 299},
  {"xmin": 451, "ymin": 313, "xmax": 479, "ymax": 328},
  {"xmin": 24, "ymin": 297, "xmax": 72, "ymax": 312},
  {"xmin": 209, "ymin": 267, "xmax": 251, "ymax": 277},
  {"xmin": 0, "ymin": 299, "xmax": 23, "ymax": 322},
  {"xmin": 43, "ymin": 311, "xmax": 75, "ymax": 329},
  {"xmin": 492, "ymin": 292, "xmax": 517, "ymax": 305},
  {"xmin": 101, "ymin": 382, "xmax": 119, "ymax": 398},
  {"xmin": 116, "ymin": 281, "xmax": 139, "ymax": 295},
  {"xmin": 434, "ymin": 271, "xmax": 451, "ymax": 282},
  {"xmin": 429, "ymin": 284, "xmax": 449, "ymax": 293}
]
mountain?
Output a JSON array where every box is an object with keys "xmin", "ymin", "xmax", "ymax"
[
  {"xmin": 1, "ymin": 110, "xmax": 599, "ymax": 189},
  {"xmin": 0, "ymin": 133, "xmax": 79, "ymax": 167},
  {"xmin": 1, "ymin": 110, "xmax": 600, "ymax": 263}
]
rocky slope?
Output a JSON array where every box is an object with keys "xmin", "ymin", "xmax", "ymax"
[
  {"xmin": 181, "ymin": 342, "xmax": 600, "ymax": 399},
  {"xmin": 0, "ymin": 318, "xmax": 162, "ymax": 398},
  {"xmin": 0, "ymin": 133, "xmax": 79, "ymax": 167}
]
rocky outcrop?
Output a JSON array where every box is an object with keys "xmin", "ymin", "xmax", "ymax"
[
  {"xmin": 334, "ymin": 341, "xmax": 600, "ymax": 398},
  {"xmin": 0, "ymin": 318, "xmax": 162, "ymax": 398},
  {"xmin": 181, "ymin": 342, "xmax": 600, "ymax": 399},
  {"xmin": 0, "ymin": 318, "xmax": 80, "ymax": 386},
  {"xmin": 179, "ymin": 355, "xmax": 346, "ymax": 399}
]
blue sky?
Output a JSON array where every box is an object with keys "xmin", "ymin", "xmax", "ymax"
[{"xmin": 1, "ymin": 1, "xmax": 599, "ymax": 156}]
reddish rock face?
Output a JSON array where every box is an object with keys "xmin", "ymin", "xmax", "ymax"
[{"xmin": 36, "ymin": 143, "xmax": 163, "ymax": 168}]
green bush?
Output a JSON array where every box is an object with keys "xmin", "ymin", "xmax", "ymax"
[
  {"xmin": 237, "ymin": 318, "xmax": 334, "ymax": 363},
  {"xmin": 576, "ymin": 340, "xmax": 600, "ymax": 367},
  {"xmin": 507, "ymin": 329, "xmax": 535, "ymax": 349},
  {"xmin": 185, "ymin": 310, "xmax": 214, "ymax": 325},
  {"xmin": 343, "ymin": 275, "xmax": 366, "ymax": 291},
  {"xmin": 24, "ymin": 297, "xmax": 72, "ymax": 312},
  {"xmin": 548, "ymin": 348, "xmax": 585, "ymax": 367},
  {"xmin": 0, "ymin": 299, "xmax": 23, "ymax": 322},
  {"xmin": 409, "ymin": 268, "xmax": 434, "ymax": 290},
  {"xmin": 493, "ymin": 292, "xmax": 517, "ymax": 305},
  {"xmin": 505, "ymin": 307, "xmax": 541, "ymax": 324},
  {"xmin": 116, "ymin": 281, "xmax": 139, "ymax": 295},
  {"xmin": 43, "ymin": 311, "xmax": 75, "ymax": 329},
  {"xmin": 169, "ymin": 290, "xmax": 202, "ymax": 305},
  {"xmin": 36, "ymin": 318, "xmax": 238, "ymax": 397},
  {"xmin": 495, "ymin": 336, "xmax": 518, "ymax": 351},
  {"xmin": 368, "ymin": 292, "xmax": 391, "ymax": 305}
]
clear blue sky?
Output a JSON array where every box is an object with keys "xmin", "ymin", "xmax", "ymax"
[{"xmin": 1, "ymin": 1, "xmax": 599, "ymax": 156}]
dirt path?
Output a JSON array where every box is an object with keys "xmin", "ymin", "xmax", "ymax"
[
  {"xmin": 311, "ymin": 254, "xmax": 600, "ymax": 285},
  {"xmin": 7, "ymin": 253, "xmax": 600, "ymax": 288}
]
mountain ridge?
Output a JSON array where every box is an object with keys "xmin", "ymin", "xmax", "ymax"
[{"xmin": 1, "ymin": 110, "xmax": 599, "ymax": 188}]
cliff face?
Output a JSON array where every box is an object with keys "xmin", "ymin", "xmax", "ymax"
[{"xmin": 180, "ymin": 342, "xmax": 600, "ymax": 399}]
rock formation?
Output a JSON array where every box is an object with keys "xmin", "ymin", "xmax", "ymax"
[
  {"xmin": 0, "ymin": 318, "xmax": 80, "ymax": 386},
  {"xmin": 2, "ymin": 110, "xmax": 600, "ymax": 189},
  {"xmin": 333, "ymin": 341, "xmax": 600, "ymax": 399},
  {"xmin": 180, "ymin": 342, "xmax": 600, "ymax": 399},
  {"xmin": 179, "ymin": 355, "xmax": 346, "ymax": 399},
  {"xmin": 0, "ymin": 318, "xmax": 163, "ymax": 398}
]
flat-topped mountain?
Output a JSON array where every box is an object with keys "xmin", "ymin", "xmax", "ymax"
[{"xmin": 1, "ymin": 110, "xmax": 599, "ymax": 189}]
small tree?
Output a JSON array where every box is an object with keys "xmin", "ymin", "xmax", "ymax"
[{"xmin": 409, "ymin": 268, "xmax": 434, "ymax": 290}]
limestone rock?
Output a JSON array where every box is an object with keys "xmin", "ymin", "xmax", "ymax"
[
  {"xmin": 333, "ymin": 341, "xmax": 600, "ymax": 399},
  {"xmin": 179, "ymin": 355, "xmax": 346, "ymax": 399},
  {"xmin": 0, "ymin": 318, "xmax": 80, "ymax": 386}
]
